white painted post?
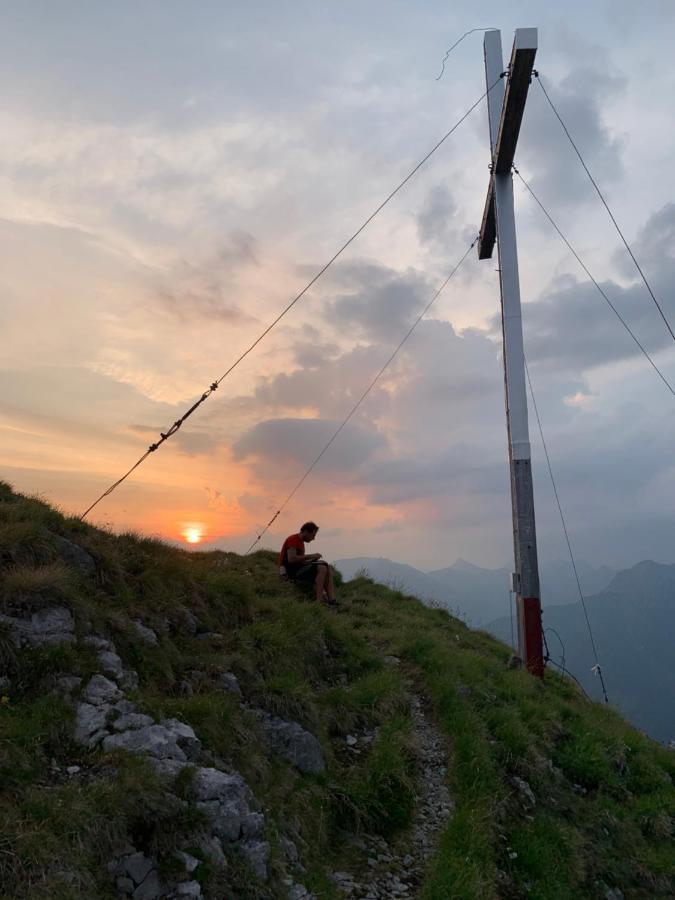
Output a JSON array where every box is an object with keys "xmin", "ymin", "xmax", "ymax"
[{"xmin": 479, "ymin": 29, "xmax": 544, "ymax": 675}]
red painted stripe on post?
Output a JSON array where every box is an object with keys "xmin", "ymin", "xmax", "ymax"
[{"xmin": 523, "ymin": 596, "xmax": 544, "ymax": 677}]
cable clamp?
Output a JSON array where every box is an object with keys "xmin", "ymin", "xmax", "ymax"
[
  {"xmin": 148, "ymin": 443, "xmax": 159, "ymax": 452},
  {"xmin": 210, "ymin": 382, "xmax": 218, "ymax": 391}
]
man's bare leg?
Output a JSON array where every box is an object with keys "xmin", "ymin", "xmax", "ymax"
[{"xmin": 315, "ymin": 565, "xmax": 327, "ymax": 603}]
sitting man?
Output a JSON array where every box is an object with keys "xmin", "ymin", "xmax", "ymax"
[{"xmin": 279, "ymin": 521, "xmax": 337, "ymax": 605}]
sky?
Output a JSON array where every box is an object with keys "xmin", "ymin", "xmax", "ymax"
[{"xmin": 2, "ymin": 1, "xmax": 675, "ymax": 577}]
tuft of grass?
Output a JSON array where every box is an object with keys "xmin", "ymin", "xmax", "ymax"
[
  {"xmin": 1, "ymin": 561, "xmax": 77, "ymax": 607},
  {"xmin": 329, "ymin": 714, "xmax": 415, "ymax": 837}
]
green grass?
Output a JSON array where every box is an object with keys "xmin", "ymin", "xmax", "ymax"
[{"xmin": 0, "ymin": 482, "xmax": 673, "ymax": 898}]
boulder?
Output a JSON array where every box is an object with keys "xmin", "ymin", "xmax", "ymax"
[
  {"xmin": 85, "ymin": 635, "xmax": 114, "ymax": 652},
  {"xmin": 51, "ymin": 534, "xmax": 96, "ymax": 576},
  {"xmin": 242, "ymin": 812, "xmax": 265, "ymax": 839},
  {"xmin": 74, "ymin": 702, "xmax": 110, "ymax": 747},
  {"xmin": 97, "ymin": 650, "xmax": 139, "ymax": 691},
  {"xmin": 192, "ymin": 767, "xmax": 250, "ymax": 803},
  {"xmin": 192, "ymin": 767, "xmax": 256, "ymax": 842},
  {"xmin": 0, "ymin": 607, "xmax": 75, "ymax": 648},
  {"xmin": 132, "ymin": 870, "xmax": 162, "ymax": 900},
  {"xmin": 161, "ymin": 718, "xmax": 202, "ymax": 760},
  {"xmin": 122, "ymin": 852, "xmax": 154, "ymax": 885},
  {"xmin": 174, "ymin": 851, "xmax": 200, "ymax": 874},
  {"xmin": 217, "ymin": 672, "xmax": 242, "ymax": 697},
  {"xmin": 239, "ymin": 839, "xmax": 269, "ymax": 881},
  {"xmin": 83, "ymin": 674, "xmax": 123, "ymax": 706},
  {"xmin": 103, "ymin": 725, "xmax": 187, "ymax": 761},
  {"xmin": 112, "ymin": 713, "xmax": 154, "ymax": 732},
  {"xmin": 255, "ymin": 712, "xmax": 325, "ymax": 774},
  {"xmin": 148, "ymin": 757, "xmax": 189, "ymax": 780},
  {"xmin": 132, "ymin": 620, "xmax": 159, "ymax": 646}
]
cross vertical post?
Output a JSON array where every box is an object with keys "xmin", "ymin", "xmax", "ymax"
[{"xmin": 478, "ymin": 28, "xmax": 544, "ymax": 676}]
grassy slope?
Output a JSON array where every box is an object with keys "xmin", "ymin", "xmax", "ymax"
[{"xmin": 0, "ymin": 483, "xmax": 673, "ymax": 899}]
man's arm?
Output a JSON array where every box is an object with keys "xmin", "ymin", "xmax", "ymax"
[{"xmin": 288, "ymin": 548, "xmax": 322, "ymax": 564}]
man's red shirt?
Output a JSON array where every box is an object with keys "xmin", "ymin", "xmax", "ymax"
[{"xmin": 279, "ymin": 534, "xmax": 305, "ymax": 574}]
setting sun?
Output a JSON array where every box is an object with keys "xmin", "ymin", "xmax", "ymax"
[{"xmin": 181, "ymin": 525, "xmax": 204, "ymax": 545}]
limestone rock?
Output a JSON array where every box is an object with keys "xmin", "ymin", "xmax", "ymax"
[
  {"xmin": 174, "ymin": 881, "xmax": 202, "ymax": 897},
  {"xmin": 0, "ymin": 606, "xmax": 75, "ymax": 648},
  {"xmin": 132, "ymin": 620, "xmax": 159, "ymax": 646},
  {"xmin": 217, "ymin": 671, "xmax": 242, "ymax": 697},
  {"xmin": 509, "ymin": 776, "xmax": 536, "ymax": 808},
  {"xmin": 175, "ymin": 851, "xmax": 200, "ymax": 874},
  {"xmin": 116, "ymin": 875, "xmax": 134, "ymax": 894},
  {"xmin": 103, "ymin": 725, "xmax": 187, "ymax": 761},
  {"xmin": 83, "ymin": 674, "xmax": 123, "ymax": 706},
  {"xmin": 161, "ymin": 718, "xmax": 202, "ymax": 760},
  {"xmin": 192, "ymin": 767, "xmax": 259, "ymax": 842},
  {"xmin": 242, "ymin": 812, "xmax": 265, "ymax": 838},
  {"xmin": 255, "ymin": 711, "xmax": 325, "ymax": 774},
  {"xmin": 75, "ymin": 702, "xmax": 110, "ymax": 747},
  {"xmin": 122, "ymin": 851, "xmax": 154, "ymax": 885},
  {"xmin": 196, "ymin": 834, "xmax": 225, "ymax": 866},
  {"xmin": 85, "ymin": 635, "xmax": 114, "ymax": 652},
  {"xmin": 178, "ymin": 609, "xmax": 198, "ymax": 636},
  {"xmin": 112, "ymin": 713, "xmax": 154, "ymax": 732},
  {"xmin": 97, "ymin": 650, "xmax": 139, "ymax": 691},
  {"xmin": 288, "ymin": 885, "xmax": 314, "ymax": 900},
  {"xmin": 132, "ymin": 870, "xmax": 162, "ymax": 900},
  {"xmin": 98, "ymin": 649, "xmax": 125, "ymax": 680},
  {"xmin": 280, "ymin": 835, "xmax": 299, "ymax": 863},
  {"xmin": 239, "ymin": 839, "xmax": 269, "ymax": 880},
  {"xmin": 192, "ymin": 767, "xmax": 249, "ymax": 803},
  {"xmin": 52, "ymin": 534, "xmax": 96, "ymax": 576}
]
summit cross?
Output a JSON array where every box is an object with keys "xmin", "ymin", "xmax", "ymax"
[{"xmin": 478, "ymin": 28, "xmax": 544, "ymax": 676}]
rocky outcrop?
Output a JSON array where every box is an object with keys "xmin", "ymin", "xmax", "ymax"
[
  {"xmin": 51, "ymin": 534, "xmax": 96, "ymax": 576},
  {"xmin": 67, "ymin": 646, "xmax": 271, "ymax": 891},
  {"xmin": 0, "ymin": 606, "xmax": 75, "ymax": 648},
  {"xmin": 254, "ymin": 711, "xmax": 325, "ymax": 774}
]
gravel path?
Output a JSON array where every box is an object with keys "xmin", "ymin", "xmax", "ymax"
[{"xmin": 331, "ymin": 693, "xmax": 453, "ymax": 899}]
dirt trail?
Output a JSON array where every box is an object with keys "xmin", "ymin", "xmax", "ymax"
[{"xmin": 331, "ymin": 692, "xmax": 453, "ymax": 899}]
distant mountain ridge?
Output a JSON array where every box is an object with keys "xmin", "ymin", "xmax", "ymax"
[{"xmin": 335, "ymin": 556, "xmax": 616, "ymax": 627}]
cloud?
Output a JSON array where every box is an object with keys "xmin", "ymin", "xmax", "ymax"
[
  {"xmin": 416, "ymin": 184, "xmax": 457, "ymax": 247},
  {"xmin": 518, "ymin": 66, "xmax": 625, "ymax": 208},
  {"xmin": 153, "ymin": 233, "xmax": 258, "ymax": 323},
  {"xmin": 518, "ymin": 203, "xmax": 675, "ymax": 372},
  {"xmin": 328, "ymin": 261, "xmax": 432, "ymax": 340},
  {"xmin": 232, "ymin": 417, "xmax": 387, "ymax": 474}
]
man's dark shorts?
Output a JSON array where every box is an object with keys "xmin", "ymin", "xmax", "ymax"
[{"xmin": 292, "ymin": 562, "xmax": 320, "ymax": 583}]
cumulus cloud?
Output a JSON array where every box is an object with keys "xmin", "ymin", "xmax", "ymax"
[
  {"xmin": 232, "ymin": 417, "xmax": 387, "ymax": 474},
  {"xmin": 328, "ymin": 261, "xmax": 432, "ymax": 340},
  {"xmin": 518, "ymin": 203, "xmax": 675, "ymax": 373},
  {"xmin": 518, "ymin": 66, "xmax": 625, "ymax": 208}
]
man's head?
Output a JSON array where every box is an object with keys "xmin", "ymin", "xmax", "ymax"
[{"xmin": 299, "ymin": 521, "xmax": 319, "ymax": 542}]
